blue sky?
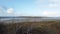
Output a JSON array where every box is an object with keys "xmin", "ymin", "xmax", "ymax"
[{"xmin": 0, "ymin": 0, "xmax": 60, "ymax": 17}]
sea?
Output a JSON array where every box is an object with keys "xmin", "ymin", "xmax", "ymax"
[{"xmin": 0, "ymin": 17, "xmax": 60, "ymax": 23}]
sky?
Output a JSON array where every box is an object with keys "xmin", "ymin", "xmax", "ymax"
[{"xmin": 0, "ymin": 0, "xmax": 60, "ymax": 17}]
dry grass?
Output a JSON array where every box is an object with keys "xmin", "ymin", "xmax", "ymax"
[{"xmin": 0, "ymin": 20, "xmax": 60, "ymax": 34}]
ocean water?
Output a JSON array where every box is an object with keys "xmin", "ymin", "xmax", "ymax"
[{"xmin": 0, "ymin": 17, "xmax": 60, "ymax": 23}]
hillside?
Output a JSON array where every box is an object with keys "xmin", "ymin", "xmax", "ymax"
[{"xmin": 1, "ymin": 20, "xmax": 59, "ymax": 34}]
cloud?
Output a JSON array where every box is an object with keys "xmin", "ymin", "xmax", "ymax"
[
  {"xmin": 7, "ymin": 8, "xmax": 14, "ymax": 14},
  {"xmin": 0, "ymin": 6, "xmax": 6, "ymax": 13},
  {"xmin": 35, "ymin": 0, "xmax": 60, "ymax": 8},
  {"xmin": 48, "ymin": 4, "xmax": 58, "ymax": 8},
  {"xmin": 48, "ymin": 0, "xmax": 59, "ymax": 8},
  {"xmin": 36, "ymin": 0, "xmax": 59, "ymax": 2},
  {"xmin": 0, "ymin": 7, "xmax": 3, "ymax": 12},
  {"xmin": 42, "ymin": 11, "xmax": 60, "ymax": 17},
  {"xmin": 49, "ymin": 0, "xmax": 59, "ymax": 2},
  {"xmin": 14, "ymin": 12, "xmax": 23, "ymax": 16}
]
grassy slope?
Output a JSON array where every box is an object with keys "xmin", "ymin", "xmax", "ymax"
[{"xmin": 5, "ymin": 21, "xmax": 60, "ymax": 34}]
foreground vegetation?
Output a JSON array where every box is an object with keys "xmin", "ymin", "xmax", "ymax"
[{"xmin": 0, "ymin": 20, "xmax": 60, "ymax": 34}]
